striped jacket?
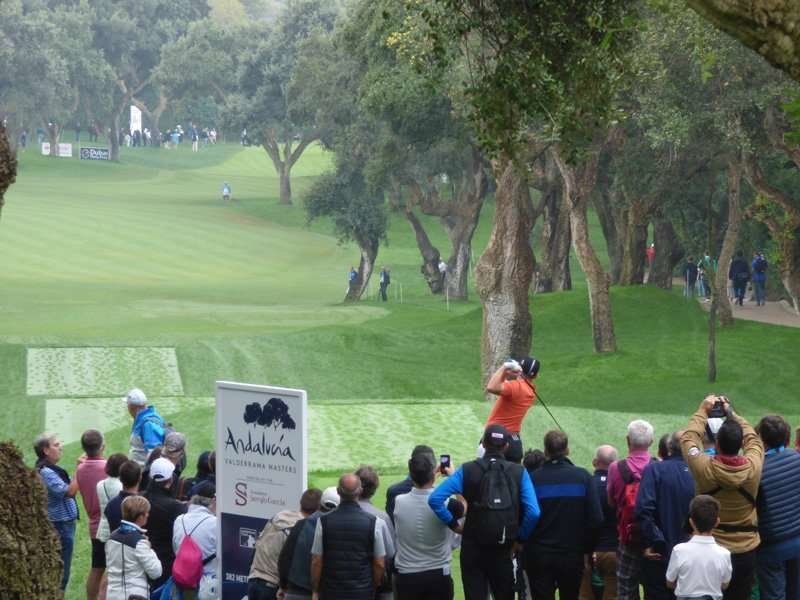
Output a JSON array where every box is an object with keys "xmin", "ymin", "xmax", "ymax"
[{"xmin": 527, "ymin": 458, "xmax": 603, "ymax": 554}]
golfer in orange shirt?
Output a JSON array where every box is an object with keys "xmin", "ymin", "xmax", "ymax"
[{"xmin": 483, "ymin": 357, "xmax": 540, "ymax": 463}]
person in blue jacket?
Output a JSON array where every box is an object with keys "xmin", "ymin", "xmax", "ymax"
[
  {"xmin": 755, "ymin": 415, "xmax": 800, "ymax": 600},
  {"xmin": 635, "ymin": 432, "xmax": 695, "ymax": 600},
  {"xmin": 429, "ymin": 424, "xmax": 540, "ymax": 600},
  {"xmin": 124, "ymin": 388, "xmax": 166, "ymax": 466}
]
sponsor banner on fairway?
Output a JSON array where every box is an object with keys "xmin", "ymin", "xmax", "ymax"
[
  {"xmin": 216, "ymin": 381, "xmax": 307, "ymax": 599},
  {"xmin": 41, "ymin": 142, "xmax": 73, "ymax": 157},
  {"xmin": 79, "ymin": 146, "xmax": 110, "ymax": 161}
]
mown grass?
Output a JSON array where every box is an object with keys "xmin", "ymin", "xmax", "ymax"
[{"xmin": 2, "ymin": 142, "xmax": 798, "ymax": 600}]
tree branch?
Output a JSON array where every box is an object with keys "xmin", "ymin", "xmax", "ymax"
[
  {"xmin": 686, "ymin": 0, "xmax": 800, "ymax": 83},
  {"xmin": 742, "ymin": 153, "xmax": 800, "ymax": 220}
]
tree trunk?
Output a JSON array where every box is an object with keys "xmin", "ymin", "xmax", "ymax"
[
  {"xmin": 475, "ymin": 158, "xmax": 535, "ymax": 386},
  {"xmin": 742, "ymin": 151, "xmax": 800, "ymax": 314},
  {"xmin": 110, "ymin": 113, "xmax": 121, "ymax": 162},
  {"xmin": 686, "ymin": 0, "xmax": 800, "ymax": 83},
  {"xmin": 535, "ymin": 170, "xmax": 572, "ymax": 293},
  {"xmin": 778, "ymin": 227, "xmax": 800, "ymax": 314},
  {"xmin": 442, "ymin": 204, "xmax": 483, "ymax": 300},
  {"xmin": 651, "ymin": 215, "xmax": 684, "ymax": 289},
  {"xmin": 708, "ymin": 294, "xmax": 717, "ymax": 382},
  {"xmin": 618, "ymin": 199, "xmax": 651, "ymax": 286},
  {"xmin": 279, "ymin": 163, "xmax": 292, "ymax": 205},
  {"xmin": 404, "ymin": 208, "xmax": 444, "ymax": 294},
  {"xmin": 44, "ymin": 121, "xmax": 61, "ymax": 157},
  {"xmin": 715, "ymin": 160, "xmax": 742, "ymax": 327},
  {"xmin": 593, "ymin": 187, "xmax": 625, "ymax": 284},
  {"xmin": 345, "ymin": 240, "xmax": 378, "ymax": 302},
  {"xmin": 553, "ymin": 147, "xmax": 617, "ymax": 353},
  {"xmin": 0, "ymin": 442, "xmax": 63, "ymax": 596},
  {"xmin": 263, "ymin": 135, "xmax": 315, "ymax": 205},
  {"xmin": 132, "ymin": 89, "xmax": 168, "ymax": 148},
  {"xmin": 0, "ymin": 125, "xmax": 17, "ymax": 222}
]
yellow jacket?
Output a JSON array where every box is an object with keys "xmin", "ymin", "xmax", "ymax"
[{"xmin": 680, "ymin": 410, "xmax": 764, "ymax": 554}]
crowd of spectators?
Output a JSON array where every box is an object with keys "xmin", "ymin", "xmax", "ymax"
[{"xmin": 33, "ymin": 383, "xmax": 800, "ymax": 600}]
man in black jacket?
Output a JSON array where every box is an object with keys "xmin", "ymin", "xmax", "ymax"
[
  {"xmin": 310, "ymin": 474, "xmax": 386, "ymax": 600},
  {"xmin": 144, "ymin": 457, "xmax": 187, "ymax": 588},
  {"xmin": 729, "ymin": 250, "xmax": 751, "ymax": 306},
  {"xmin": 524, "ymin": 430, "xmax": 603, "ymax": 600}
]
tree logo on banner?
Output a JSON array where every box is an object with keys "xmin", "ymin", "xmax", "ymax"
[{"xmin": 243, "ymin": 398, "xmax": 297, "ymax": 431}]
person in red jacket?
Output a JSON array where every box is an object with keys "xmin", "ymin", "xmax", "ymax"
[{"xmin": 484, "ymin": 357, "xmax": 540, "ymax": 463}]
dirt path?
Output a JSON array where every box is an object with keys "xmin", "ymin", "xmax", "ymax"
[
  {"xmin": 701, "ymin": 297, "xmax": 800, "ymax": 328},
  {"xmin": 670, "ymin": 278, "xmax": 800, "ymax": 328}
]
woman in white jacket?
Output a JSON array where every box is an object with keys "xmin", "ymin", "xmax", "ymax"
[{"xmin": 105, "ymin": 496, "xmax": 162, "ymax": 599}]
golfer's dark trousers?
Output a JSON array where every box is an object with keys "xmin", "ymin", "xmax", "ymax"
[
  {"xmin": 395, "ymin": 568, "xmax": 454, "ymax": 600},
  {"xmin": 524, "ymin": 550, "xmax": 583, "ymax": 600},
  {"xmin": 460, "ymin": 537, "xmax": 515, "ymax": 600},
  {"xmin": 380, "ymin": 284, "xmax": 388, "ymax": 301}
]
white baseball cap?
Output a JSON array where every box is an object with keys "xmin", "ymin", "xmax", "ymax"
[
  {"xmin": 149, "ymin": 457, "xmax": 175, "ymax": 482},
  {"xmin": 124, "ymin": 388, "xmax": 147, "ymax": 406},
  {"xmin": 321, "ymin": 486, "xmax": 340, "ymax": 510}
]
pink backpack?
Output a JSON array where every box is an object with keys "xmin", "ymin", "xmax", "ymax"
[{"xmin": 172, "ymin": 516, "xmax": 214, "ymax": 589}]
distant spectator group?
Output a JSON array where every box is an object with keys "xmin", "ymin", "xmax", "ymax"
[
  {"xmin": 683, "ymin": 250, "xmax": 769, "ymax": 306},
  {"xmin": 33, "ymin": 374, "xmax": 800, "ymax": 600}
]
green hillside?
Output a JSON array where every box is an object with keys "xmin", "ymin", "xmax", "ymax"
[{"xmin": 2, "ymin": 142, "xmax": 798, "ymax": 600}]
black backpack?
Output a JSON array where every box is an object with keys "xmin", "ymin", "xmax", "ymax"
[
  {"xmin": 466, "ymin": 457, "xmax": 520, "ymax": 545},
  {"xmin": 755, "ymin": 258, "xmax": 768, "ymax": 273}
]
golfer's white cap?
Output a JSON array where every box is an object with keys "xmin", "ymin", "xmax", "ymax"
[{"xmin": 124, "ymin": 388, "xmax": 147, "ymax": 406}]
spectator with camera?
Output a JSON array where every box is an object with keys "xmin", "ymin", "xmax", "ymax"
[
  {"xmin": 607, "ymin": 419, "xmax": 656, "ymax": 600},
  {"xmin": 754, "ymin": 415, "xmax": 800, "ymax": 600},
  {"xmin": 579, "ymin": 445, "xmax": 619, "ymax": 600},
  {"xmin": 680, "ymin": 396, "xmax": 763, "ymax": 600},
  {"xmin": 523, "ymin": 430, "xmax": 603, "ymax": 600},
  {"xmin": 393, "ymin": 450, "xmax": 461, "ymax": 600},
  {"xmin": 484, "ymin": 357, "xmax": 541, "ymax": 463},
  {"xmin": 429, "ymin": 424, "xmax": 540, "ymax": 600},
  {"xmin": 635, "ymin": 432, "xmax": 695, "ymax": 599}
]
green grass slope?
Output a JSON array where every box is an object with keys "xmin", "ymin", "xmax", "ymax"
[{"xmin": 1, "ymin": 142, "xmax": 798, "ymax": 600}]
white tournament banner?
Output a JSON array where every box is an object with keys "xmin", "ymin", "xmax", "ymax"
[
  {"xmin": 130, "ymin": 105, "xmax": 142, "ymax": 134},
  {"xmin": 215, "ymin": 381, "xmax": 308, "ymax": 599}
]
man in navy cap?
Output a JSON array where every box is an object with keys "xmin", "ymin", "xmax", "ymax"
[{"xmin": 429, "ymin": 424, "xmax": 540, "ymax": 600}]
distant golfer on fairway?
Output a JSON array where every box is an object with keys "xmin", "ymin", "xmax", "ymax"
[
  {"xmin": 483, "ymin": 357, "xmax": 540, "ymax": 463},
  {"xmin": 222, "ymin": 182, "xmax": 231, "ymax": 202}
]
